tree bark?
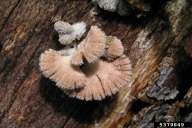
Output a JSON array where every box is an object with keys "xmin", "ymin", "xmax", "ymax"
[{"xmin": 0, "ymin": 0, "xmax": 192, "ymax": 128}]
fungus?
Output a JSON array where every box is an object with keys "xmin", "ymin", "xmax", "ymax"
[
  {"xmin": 39, "ymin": 24, "xmax": 132, "ymax": 101},
  {"xmin": 39, "ymin": 49, "xmax": 86, "ymax": 89},
  {"xmin": 64, "ymin": 54, "xmax": 132, "ymax": 101},
  {"xmin": 54, "ymin": 21, "xmax": 86, "ymax": 45},
  {"xmin": 70, "ymin": 51, "xmax": 84, "ymax": 66},
  {"xmin": 54, "ymin": 21, "xmax": 73, "ymax": 34},
  {"xmin": 71, "ymin": 26, "xmax": 106, "ymax": 65},
  {"xmin": 104, "ymin": 36, "xmax": 124, "ymax": 61}
]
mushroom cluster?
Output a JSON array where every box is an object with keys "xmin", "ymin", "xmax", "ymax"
[{"xmin": 39, "ymin": 22, "xmax": 132, "ymax": 101}]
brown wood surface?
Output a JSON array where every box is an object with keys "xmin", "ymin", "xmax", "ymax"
[{"xmin": 0, "ymin": 0, "xmax": 192, "ymax": 128}]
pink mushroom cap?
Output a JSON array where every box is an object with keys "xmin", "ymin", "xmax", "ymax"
[
  {"xmin": 64, "ymin": 54, "xmax": 132, "ymax": 101},
  {"xmin": 71, "ymin": 26, "xmax": 106, "ymax": 65},
  {"xmin": 104, "ymin": 36, "xmax": 124, "ymax": 61},
  {"xmin": 39, "ymin": 49, "xmax": 86, "ymax": 90}
]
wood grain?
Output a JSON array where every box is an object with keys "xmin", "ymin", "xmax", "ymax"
[{"xmin": 0, "ymin": 0, "xmax": 192, "ymax": 127}]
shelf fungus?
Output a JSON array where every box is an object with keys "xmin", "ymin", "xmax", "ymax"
[
  {"xmin": 64, "ymin": 55, "xmax": 132, "ymax": 101},
  {"xmin": 39, "ymin": 49, "xmax": 86, "ymax": 90},
  {"xmin": 39, "ymin": 25, "xmax": 132, "ymax": 101},
  {"xmin": 104, "ymin": 36, "xmax": 124, "ymax": 61},
  {"xmin": 71, "ymin": 26, "xmax": 106, "ymax": 64},
  {"xmin": 54, "ymin": 21, "xmax": 86, "ymax": 45}
]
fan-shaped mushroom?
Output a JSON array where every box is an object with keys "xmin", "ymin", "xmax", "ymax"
[
  {"xmin": 40, "ymin": 23, "xmax": 132, "ymax": 101},
  {"xmin": 39, "ymin": 49, "xmax": 86, "ymax": 90},
  {"xmin": 104, "ymin": 36, "xmax": 124, "ymax": 61},
  {"xmin": 71, "ymin": 26, "xmax": 106, "ymax": 65},
  {"xmin": 54, "ymin": 21, "xmax": 86, "ymax": 45},
  {"xmin": 64, "ymin": 54, "xmax": 132, "ymax": 101}
]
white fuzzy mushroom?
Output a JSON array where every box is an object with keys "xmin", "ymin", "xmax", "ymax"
[
  {"xmin": 54, "ymin": 21, "xmax": 86, "ymax": 45},
  {"xmin": 54, "ymin": 21, "xmax": 74, "ymax": 34}
]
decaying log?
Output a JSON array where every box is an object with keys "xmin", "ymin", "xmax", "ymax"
[{"xmin": 0, "ymin": 0, "xmax": 192, "ymax": 128}]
